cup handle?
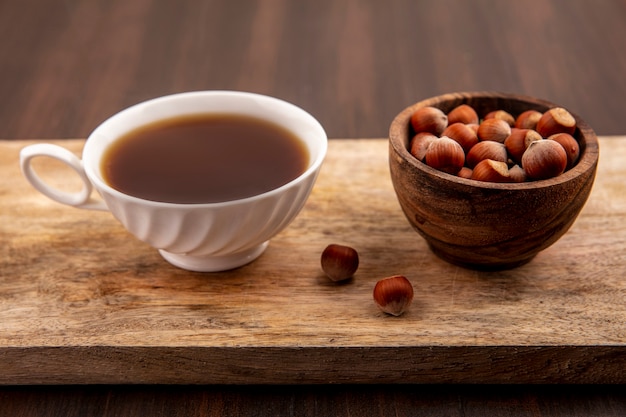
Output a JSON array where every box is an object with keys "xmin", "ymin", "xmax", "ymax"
[{"xmin": 19, "ymin": 143, "xmax": 109, "ymax": 211}]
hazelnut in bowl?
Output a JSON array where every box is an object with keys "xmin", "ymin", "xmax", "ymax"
[{"xmin": 388, "ymin": 91, "xmax": 599, "ymax": 270}]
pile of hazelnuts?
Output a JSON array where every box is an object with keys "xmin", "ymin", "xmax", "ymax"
[{"xmin": 409, "ymin": 104, "xmax": 580, "ymax": 182}]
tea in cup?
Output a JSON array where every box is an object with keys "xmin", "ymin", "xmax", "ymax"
[{"xmin": 20, "ymin": 91, "xmax": 327, "ymax": 271}]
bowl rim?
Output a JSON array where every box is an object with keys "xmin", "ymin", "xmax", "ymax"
[{"xmin": 389, "ymin": 91, "xmax": 600, "ymax": 190}]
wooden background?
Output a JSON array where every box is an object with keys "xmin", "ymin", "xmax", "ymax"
[
  {"xmin": 1, "ymin": 0, "xmax": 626, "ymax": 141},
  {"xmin": 2, "ymin": 0, "xmax": 626, "ymax": 416}
]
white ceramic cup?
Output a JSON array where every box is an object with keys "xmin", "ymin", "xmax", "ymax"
[{"xmin": 20, "ymin": 91, "xmax": 327, "ymax": 272}]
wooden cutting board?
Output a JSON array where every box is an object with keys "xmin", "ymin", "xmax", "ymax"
[{"xmin": 1, "ymin": 138, "xmax": 625, "ymax": 384}]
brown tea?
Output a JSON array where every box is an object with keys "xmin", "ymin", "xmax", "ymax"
[{"xmin": 101, "ymin": 113, "xmax": 309, "ymax": 204}]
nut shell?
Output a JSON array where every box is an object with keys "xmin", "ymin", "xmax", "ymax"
[
  {"xmin": 470, "ymin": 159, "xmax": 512, "ymax": 183},
  {"xmin": 321, "ymin": 244, "xmax": 359, "ymax": 281},
  {"xmin": 484, "ymin": 109, "xmax": 515, "ymax": 126},
  {"xmin": 424, "ymin": 136, "xmax": 465, "ymax": 175},
  {"xmin": 457, "ymin": 166, "xmax": 473, "ymax": 179},
  {"xmin": 504, "ymin": 128, "xmax": 542, "ymax": 163},
  {"xmin": 410, "ymin": 106, "xmax": 448, "ymax": 136},
  {"xmin": 521, "ymin": 139, "xmax": 568, "ymax": 180},
  {"xmin": 515, "ymin": 110, "xmax": 543, "ymax": 130},
  {"xmin": 536, "ymin": 107, "xmax": 576, "ymax": 137},
  {"xmin": 409, "ymin": 132, "xmax": 437, "ymax": 161},
  {"xmin": 447, "ymin": 104, "xmax": 479, "ymax": 125},
  {"xmin": 442, "ymin": 122, "xmax": 479, "ymax": 153},
  {"xmin": 477, "ymin": 118, "xmax": 512, "ymax": 143},
  {"xmin": 373, "ymin": 275, "xmax": 414, "ymax": 316},
  {"xmin": 465, "ymin": 140, "xmax": 508, "ymax": 168},
  {"xmin": 508, "ymin": 164, "xmax": 527, "ymax": 183},
  {"xmin": 548, "ymin": 132, "xmax": 580, "ymax": 169}
]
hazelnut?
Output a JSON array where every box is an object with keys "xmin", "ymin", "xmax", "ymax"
[
  {"xmin": 373, "ymin": 275, "xmax": 414, "ymax": 316},
  {"xmin": 447, "ymin": 104, "xmax": 479, "ymax": 125},
  {"xmin": 424, "ymin": 136, "xmax": 465, "ymax": 175},
  {"xmin": 321, "ymin": 244, "xmax": 359, "ymax": 282},
  {"xmin": 477, "ymin": 118, "xmax": 512, "ymax": 143},
  {"xmin": 442, "ymin": 122, "xmax": 479, "ymax": 153},
  {"xmin": 508, "ymin": 164, "xmax": 527, "ymax": 183},
  {"xmin": 409, "ymin": 132, "xmax": 437, "ymax": 161},
  {"xmin": 470, "ymin": 159, "xmax": 512, "ymax": 183},
  {"xmin": 548, "ymin": 133, "xmax": 580, "ymax": 169},
  {"xmin": 536, "ymin": 107, "xmax": 576, "ymax": 137},
  {"xmin": 521, "ymin": 139, "xmax": 568, "ymax": 180},
  {"xmin": 410, "ymin": 106, "xmax": 448, "ymax": 136},
  {"xmin": 484, "ymin": 110, "xmax": 515, "ymax": 126},
  {"xmin": 467, "ymin": 123, "xmax": 480, "ymax": 134},
  {"xmin": 466, "ymin": 140, "xmax": 508, "ymax": 168},
  {"xmin": 457, "ymin": 166, "xmax": 473, "ymax": 179},
  {"xmin": 515, "ymin": 110, "xmax": 543, "ymax": 130},
  {"xmin": 504, "ymin": 128, "xmax": 542, "ymax": 163}
]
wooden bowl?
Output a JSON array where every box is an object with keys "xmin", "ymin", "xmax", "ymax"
[{"xmin": 388, "ymin": 92, "xmax": 599, "ymax": 270}]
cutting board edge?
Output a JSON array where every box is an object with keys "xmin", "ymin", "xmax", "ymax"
[{"xmin": 1, "ymin": 345, "xmax": 624, "ymax": 385}]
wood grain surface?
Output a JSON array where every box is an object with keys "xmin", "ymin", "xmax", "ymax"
[
  {"xmin": 1, "ymin": 138, "xmax": 625, "ymax": 385},
  {"xmin": 1, "ymin": 0, "xmax": 626, "ymax": 140},
  {"xmin": 1, "ymin": 384, "xmax": 625, "ymax": 417}
]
